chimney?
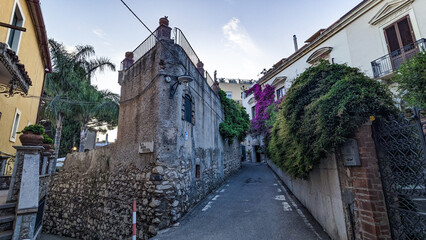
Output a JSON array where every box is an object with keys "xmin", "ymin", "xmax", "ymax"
[
  {"xmin": 214, "ymin": 70, "xmax": 217, "ymax": 82},
  {"xmin": 293, "ymin": 35, "xmax": 298, "ymax": 51},
  {"xmin": 197, "ymin": 60, "xmax": 205, "ymax": 76},
  {"xmin": 157, "ymin": 16, "xmax": 172, "ymax": 40}
]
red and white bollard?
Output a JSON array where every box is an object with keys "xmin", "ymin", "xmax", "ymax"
[{"xmin": 132, "ymin": 200, "xmax": 136, "ymax": 240}]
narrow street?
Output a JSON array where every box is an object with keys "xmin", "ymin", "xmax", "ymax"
[{"xmin": 152, "ymin": 163, "xmax": 330, "ymax": 240}]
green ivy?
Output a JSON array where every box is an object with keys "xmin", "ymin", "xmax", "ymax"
[
  {"xmin": 392, "ymin": 50, "xmax": 426, "ymax": 109},
  {"xmin": 218, "ymin": 90, "xmax": 250, "ymax": 143},
  {"xmin": 268, "ymin": 61, "xmax": 397, "ymax": 179}
]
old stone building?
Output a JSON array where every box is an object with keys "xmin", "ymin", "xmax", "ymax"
[{"xmin": 43, "ymin": 18, "xmax": 241, "ymax": 239}]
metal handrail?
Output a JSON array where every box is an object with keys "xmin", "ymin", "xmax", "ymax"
[
  {"xmin": 371, "ymin": 38, "xmax": 426, "ymax": 78},
  {"xmin": 174, "ymin": 28, "xmax": 202, "ymax": 68},
  {"xmin": 120, "ymin": 28, "xmax": 159, "ymax": 70}
]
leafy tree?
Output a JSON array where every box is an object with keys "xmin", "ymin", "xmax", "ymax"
[
  {"xmin": 41, "ymin": 39, "xmax": 116, "ymax": 157},
  {"xmin": 268, "ymin": 62, "xmax": 397, "ymax": 178},
  {"xmin": 73, "ymin": 83, "xmax": 119, "ymax": 152},
  {"xmin": 392, "ymin": 51, "xmax": 426, "ymax": 109},
  {"xmin": 58, "ymin": 118, "xmax": 81, "ymax": 158},
  {"xmin": 218, "ymin": 90, "xmax": 250, "ymax": 143}
]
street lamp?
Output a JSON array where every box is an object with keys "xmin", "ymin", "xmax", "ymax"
[{"xmin": 169, "ymin": 74, "xmax": 194, "ymax": 98}]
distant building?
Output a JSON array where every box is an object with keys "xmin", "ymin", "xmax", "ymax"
[
  {"xmin": 217, "ymin": 76, "xmax": 254, "ymax": 106},
  {"xmin": 0, "ymin": 0, "xmax": 51, "ymax": 172}
]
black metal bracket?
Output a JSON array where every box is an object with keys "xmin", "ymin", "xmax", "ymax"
[{"xmin": 170, "ymin": 81, "xmax": 181, "ymax": 99}]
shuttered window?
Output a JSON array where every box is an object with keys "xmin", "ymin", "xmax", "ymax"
[{"xmin": 182, "ymin": 95, "xmax": 195, "ymax": 124}]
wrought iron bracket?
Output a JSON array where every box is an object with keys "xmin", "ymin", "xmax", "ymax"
[{"xmin": 170, "ymin": 81, "xmax": 181, "ymax": 99}]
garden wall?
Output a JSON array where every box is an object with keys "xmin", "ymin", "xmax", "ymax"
[
  {"xmin": 268, "ymin": 123, "xmax": 391, "ymax": 240},
  {"xmin": 267, "ymin": 155, "xmax": 347, "ymax": 240}
]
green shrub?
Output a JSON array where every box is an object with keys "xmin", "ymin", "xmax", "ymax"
[
  {"xmin": 19, "ymin": 124, "xmax": 45, "ymax": 135},
  {"xmin": 268, "ymin": 61, "xmax": 397, "ymax": 178},
  {"xmin": 42, "ymin": 134, "xmax": 54, "ymax": 144},
  {"xmin": 218, "ymin": 90, "xmax": 250, "ymax": 143},
  {"xmin": 392, "ymin": 50, "xmax": 426, "ymax": 109}
]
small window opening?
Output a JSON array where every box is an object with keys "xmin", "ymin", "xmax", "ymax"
[
  {"xmin": 182, "ymin": 94, "xmax": 194, "ymax": 124},
  {"xmin": 195, "ymin": 164, "xmax": 201, "ymax": 179}
]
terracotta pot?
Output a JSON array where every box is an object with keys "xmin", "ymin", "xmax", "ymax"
[
  {"xmin": 19, "ymin": 131, "xmax": 43, "ymax": 146},
  {"xmin": 42, "ymin": 143, "xmax": 52, "ymax": 152},
  {"xmin": 159, "ymin": 17, "xmax": 169, "ymax": 26}
]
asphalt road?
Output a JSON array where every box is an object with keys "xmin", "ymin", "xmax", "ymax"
[{"xmin": 151, "ymin": 162, "xmax": 330, "ymax": 240}]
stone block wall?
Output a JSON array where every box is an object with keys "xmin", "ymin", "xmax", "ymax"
[{"xmin": 43, "ymin": 38, "xmax": 242, "ymax": 239}]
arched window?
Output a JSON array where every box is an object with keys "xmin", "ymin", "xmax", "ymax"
[{"xmin": 182, "ymin": 94, "xmax": 195, "ymax": 124}]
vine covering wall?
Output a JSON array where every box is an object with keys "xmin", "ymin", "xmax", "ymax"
[{"xmin": 267, "ymin": 62, "xmax": 397, "ymax": 178}]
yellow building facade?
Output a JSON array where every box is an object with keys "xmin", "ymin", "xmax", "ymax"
[{"xmin": 0, "ymin": 0, "xmax": 51, "ymax": 165}]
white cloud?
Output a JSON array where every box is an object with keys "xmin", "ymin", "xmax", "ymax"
[
  {"xmin": 222, "ymin": 18, "xmax": 260, "ymax": 56},
  {"xmin": 64, "ymin": 44, "xmax": 76, "ymax": 53},
  {"xmin": 93, "ymin": 28, "xmax": 106, "ymax": 39}
]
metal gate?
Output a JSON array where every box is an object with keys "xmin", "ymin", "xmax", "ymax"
[{"xmin": 373, "ymin": 108, "xmax": 425, "ymax": 239}]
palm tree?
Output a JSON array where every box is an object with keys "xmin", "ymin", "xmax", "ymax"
[
  {"xmin": 73, "ymin": 83, "xmax": 119, "ymax": 152},
  {"xmin": 42, "ymin": 39, "xmax": 116, "ymax": 158}
]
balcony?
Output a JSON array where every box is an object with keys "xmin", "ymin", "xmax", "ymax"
[
  {"xmin": 0, "ymin": 42, "xmax": 31, "ymax": 96},
  {"xmin": 371, "ymin": 38, "xmax": 426, "ymax": 79}
]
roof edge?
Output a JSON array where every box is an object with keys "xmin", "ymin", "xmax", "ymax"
[
  {"xmin": 258, "ymin": 0, "xmax": 381, "ymax": 85},
  {"xmin": 26, "ymin": 0, "xmax": 51, "ymax": 72}
]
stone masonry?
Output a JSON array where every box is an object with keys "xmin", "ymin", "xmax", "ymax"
[{"xmin": 43, "ymin": 21, "xmax": 241, "ymax": 239}]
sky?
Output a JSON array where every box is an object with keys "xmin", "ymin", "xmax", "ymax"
[{"xmin": 41, "ymin": 0, "xmax": 362, "ymax": 94}]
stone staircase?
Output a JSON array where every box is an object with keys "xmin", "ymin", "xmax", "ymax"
[{"xmin": 0, "ymin": 202, "xmax": 15, "ymax": 240}]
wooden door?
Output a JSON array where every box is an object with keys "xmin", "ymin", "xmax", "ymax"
[{"xmin": 384, "ymin": 15, "xmax": 416, "ymax": 70}]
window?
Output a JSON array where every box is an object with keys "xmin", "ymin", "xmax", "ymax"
[
  {"xmin": 276, "ymin": 87, "xmax": 285, "ymax": 100},
  {"xmin": 251, "ymin": 106, "xmax": 256, "ymax": 119},
  {"xmin": 10, "ymin": 108, "xmax": 21, "ymax": 142},
  {"xmin": 384, "ymin": 15, "xmax": 415, "ymax": 68},
  {"xmin": 226, "ymin": 91, "xmax": 232, "ymax": 99},
  {"xmin": 7, "ymin": 3, "xmax": 25, "ymax": 53},
  {"xmin": 182, "ymin": 94, "xmax": 195, "ymax": 124},
  {"xmin": 195, "ymin": 164, "xmax": 201, "ymax": 179}
]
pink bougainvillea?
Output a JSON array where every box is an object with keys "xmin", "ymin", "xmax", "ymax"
[{"xmin": 246, "ymin": 83, "xmax": 276, "ymax": 136}]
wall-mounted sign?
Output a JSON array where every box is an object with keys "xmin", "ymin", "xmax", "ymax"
[
  {"xmin": 185, "ymin": 131, "xmax": 188, "ymax": 141},
  {"xmin": 342, "ymin": 138, "xmax": 360, "ymax": 166},
  {"xmin": 139, "ymin": 141, "xmax": 154, "ymax": 154}
]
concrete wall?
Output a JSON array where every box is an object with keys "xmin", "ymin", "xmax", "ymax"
[
  {"xmin": 43, "ymin": 38, "xmax": 242, "ymax": 239},
  {"xmin": 267, "ymin": 156, "xmax": 347, "ymax": 240}
]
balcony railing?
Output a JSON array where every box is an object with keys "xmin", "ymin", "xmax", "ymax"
[
  {"xmin": 121, "ymin": 27, "xmax": 216, "ymax": 90},
  {"xmin": 371, "ymin": 38, "xmax": 426, "ymax": 78},
  {"xmin": 120, "ymin": 29, "xmax": 158, "ymax": 70}
]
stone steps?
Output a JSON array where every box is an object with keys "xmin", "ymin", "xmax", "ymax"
[
  {"xmin": 0, "ymin": 231, "xmax": 12, "ymax": 240},
  {"xmin": 0, "ymin": 204, "xmax": 15, "ymax": 217},
  {"xmin": 0, "ymin": 202, "xmax": 15, "ymax": 240}
]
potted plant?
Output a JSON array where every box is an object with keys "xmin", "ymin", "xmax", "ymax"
[
  {"xmin": 18, "ymin": 124, "xmax": 45, "ymax": 146},
  {"xmin": 42, "ymin": 134, "xmax": 54, "ymax": 152}
]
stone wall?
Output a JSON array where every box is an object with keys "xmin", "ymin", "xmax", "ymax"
[{"xmin": 43, "ymin": 37, "xmax": 241, "ymax": 239}]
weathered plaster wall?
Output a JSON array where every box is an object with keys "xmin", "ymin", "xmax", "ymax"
[{"xmin": 43, "ymin": 39, "xmax": 241, "ymax": 239}]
